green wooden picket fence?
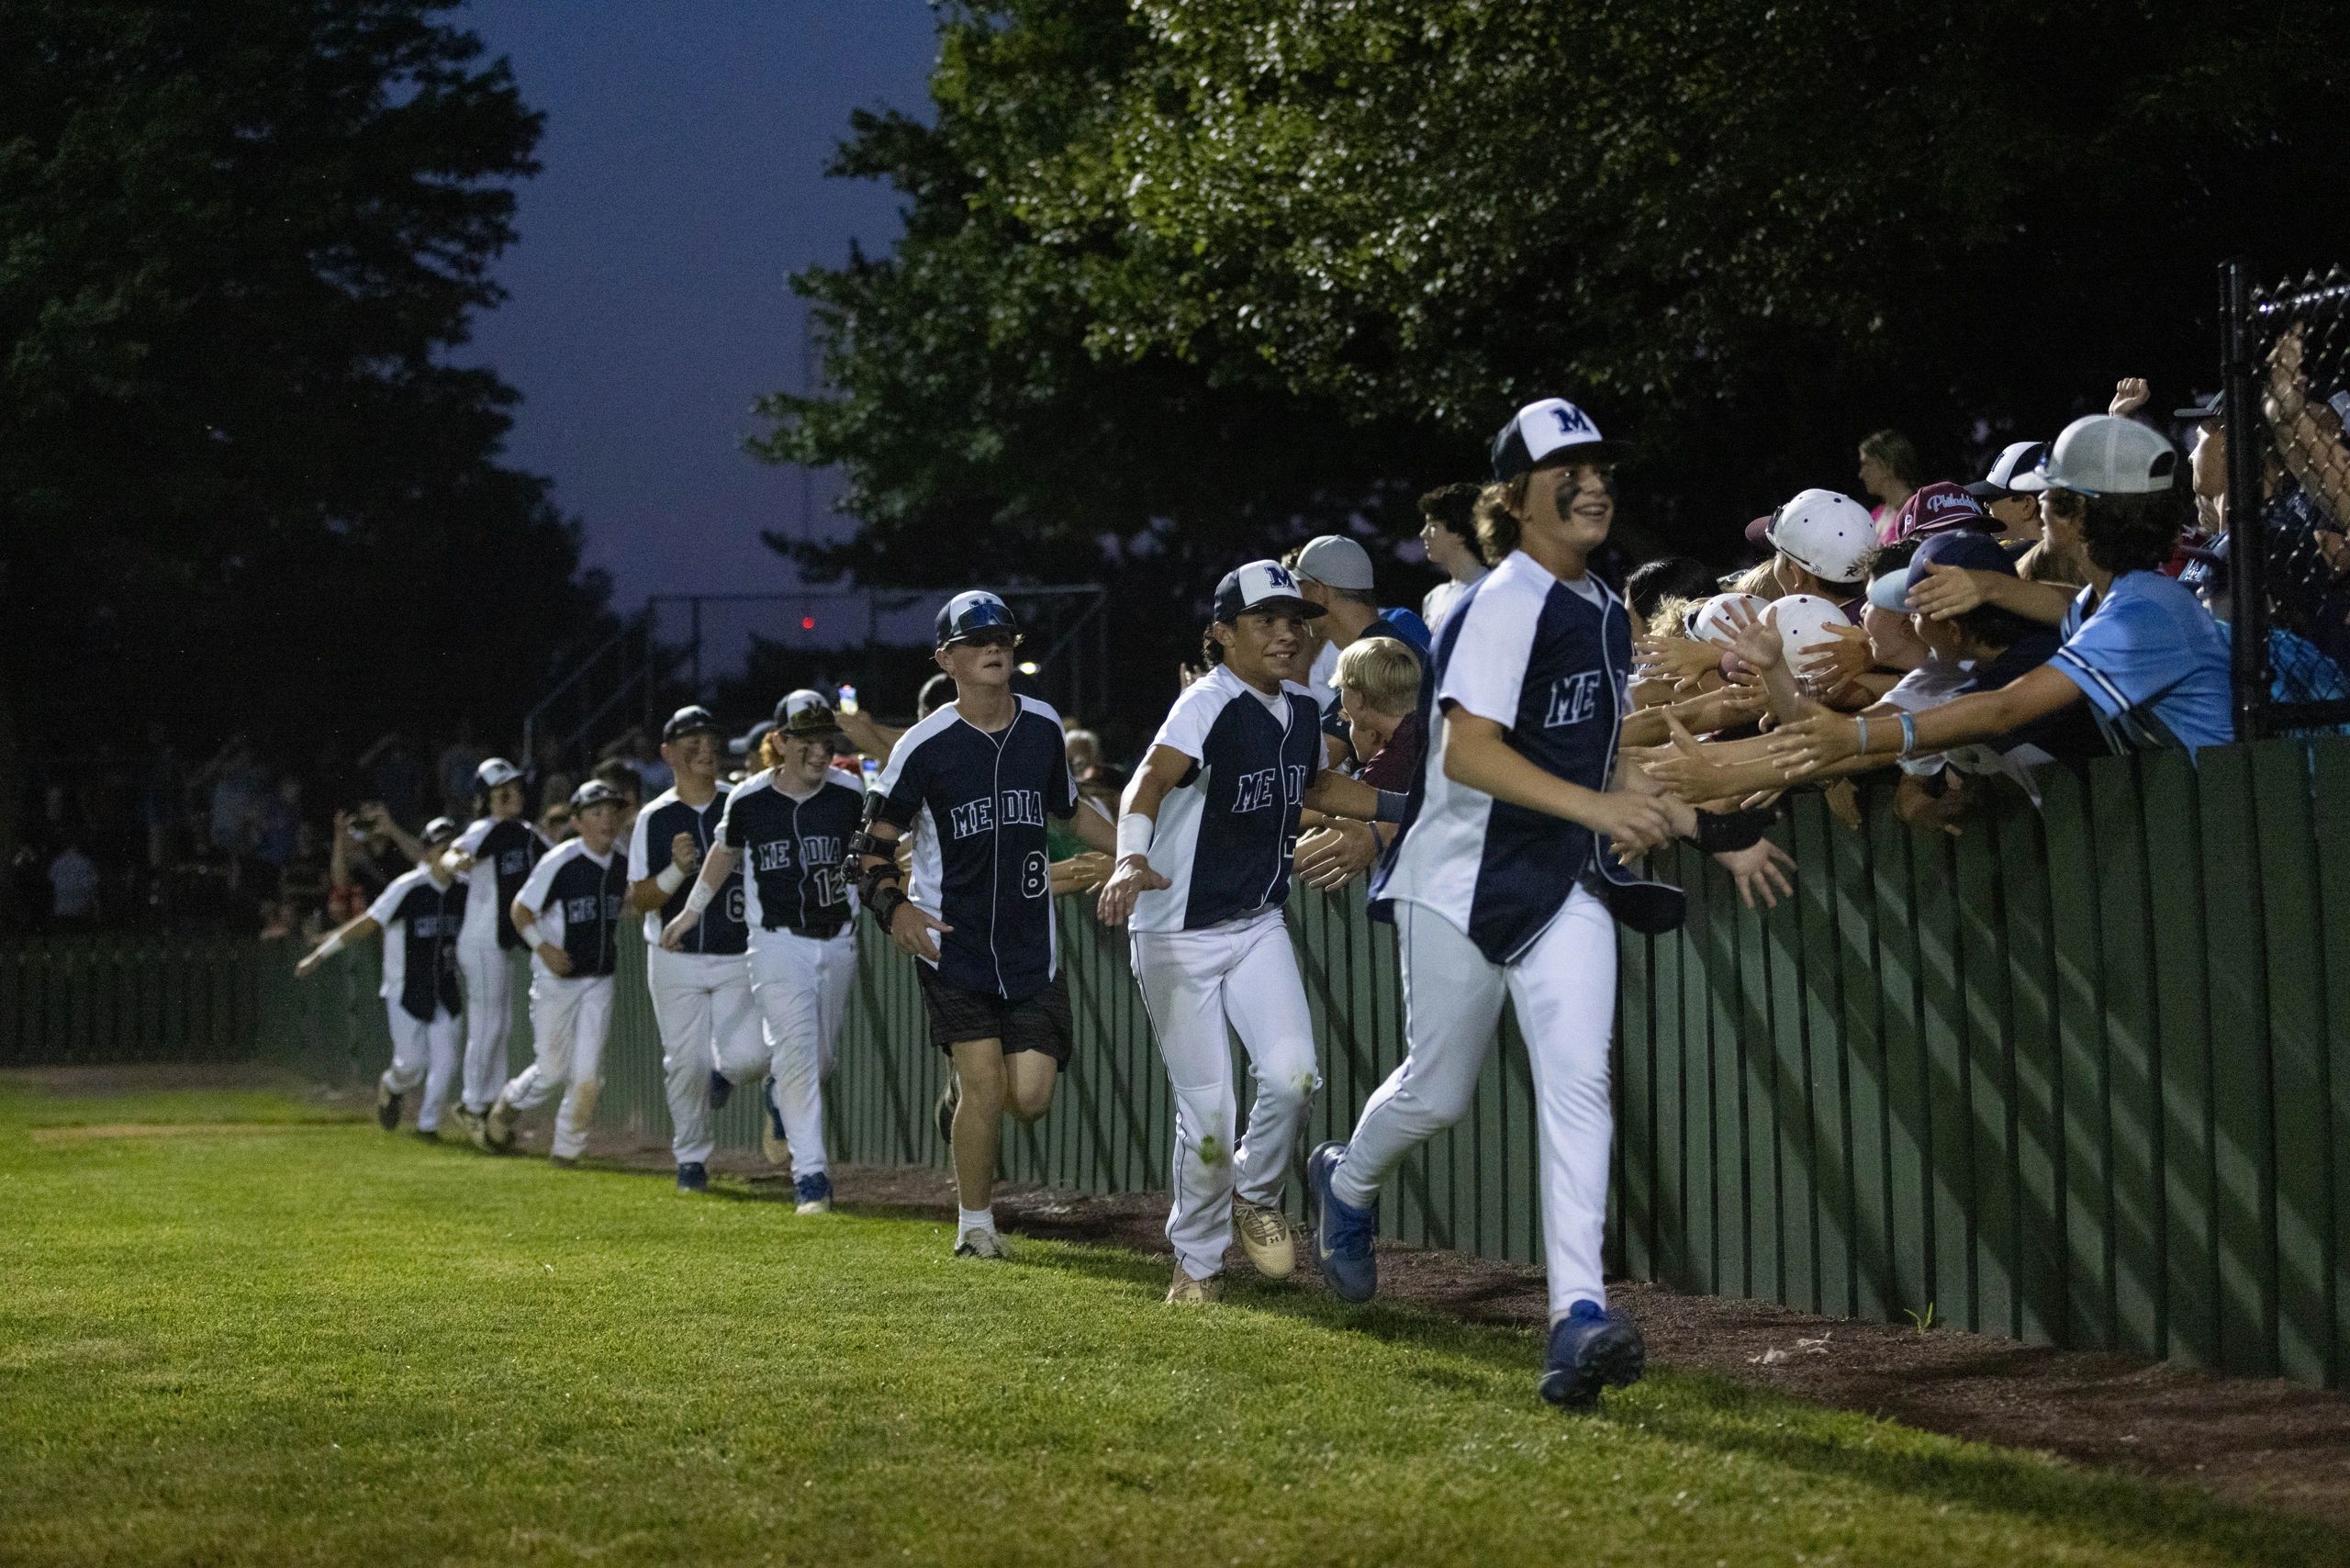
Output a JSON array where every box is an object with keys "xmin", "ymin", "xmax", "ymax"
[{"xmin": 5, "ymin": 734, "xmax": 2343, "ymax": 1388}]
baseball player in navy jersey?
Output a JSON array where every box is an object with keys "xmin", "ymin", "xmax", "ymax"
[
  {"xmin": 483, "ymin": 779, "xmax": 631, "ymax": 1164},
  {"xmin": 442, "ymin": 758, "xmax": 548, "ymax": 1146},
  {"xmin": 1095, "ymin": 561, "xmax": 1411, "ymax": 1304},
  {"xmin": 851, "ymin": 591, "xmax": 1120, "ymax": 1258},
  {"xmin": 297, "ymin": 816, "xmax": 468, "ymax": 1138},
  {"xmin": 626, "ymin": 706, "xmax": 761, "ymax": 1193},
  {"xmin": 665, "ymin": 690, "xmax": 864, "ymax": 1215},
  {"xmin": 1309, "ymin": 398, "xmax": 1750, "ymax": 1409}
]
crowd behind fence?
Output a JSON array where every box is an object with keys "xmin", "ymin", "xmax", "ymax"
[
  {"xmin": 8, "ymin": 734, "xmax": 2345, "ymax": 1390},
  {"xmin": 2223, "ymin": 258, "xmax": 2350, "ymax": 736}
]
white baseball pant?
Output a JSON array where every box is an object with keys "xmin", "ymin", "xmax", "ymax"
[
  {"xmin": 499, "ymin": 970, "xmax": 616, "ymax": 1160},
  {"xmin": 1330, "ymin": 888, "xmax": 1618, "ymax": 1321},
  {"xmin": 1134, "ymin": 907, "xmax": 1321, "ymax": 1282},
  {"xmin": 456, "ymin": 939, "xmax": 515, "ymax": 1114},
  {"xmin": 747, "ymin": 927, "xmax": 855, "ymax": 1180},
  {"xmin": 381, "ymin": 1002, "xmax": 460, "ymax": 1134},
  {"xmin": 646, "ymin": 945, "xmax": 765, "ymax": 1167}
]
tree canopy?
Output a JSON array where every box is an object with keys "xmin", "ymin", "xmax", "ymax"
[
  {"xmin": 761, "ymin": 0, "xmax": 2350, "ymax": 725},
  {"xmin": 1, "ymin": 0, "xmax": 606, "ymax": 763}
]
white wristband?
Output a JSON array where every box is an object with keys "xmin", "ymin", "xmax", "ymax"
[
  {"xmin": 683, "ymin": 879, "xmax": 715, "ymax": 915},
  {"xmin": 1115, "ymin": 812, "xmax": 1153, "ymax": 860},
  {"xmin": 655, "ymin": 863, "xmax": 687, "ymax": 895}
]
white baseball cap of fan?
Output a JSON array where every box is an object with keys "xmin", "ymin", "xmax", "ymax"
[
  {"xmin": 1769, "ymin": 593, "xmax": 1855, "ymax": 669},
  {"xmin": 1766, "ymin": 489, "xmax": 1876, "ymax": 584},
  {"xmin": 1688, "ymin": 592, "xmax": 1769, "ymax": 648}
]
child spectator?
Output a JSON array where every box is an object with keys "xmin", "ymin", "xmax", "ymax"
[{"xmin": 1334, "ymin": 637, "xmax": 1423, "ymax": 790}]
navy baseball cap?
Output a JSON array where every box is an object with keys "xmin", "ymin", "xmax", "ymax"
[
  {"xmin": 421, "ymin": 816, "xmax": 461, "ymax": 847},
  {"xmin": 727, "ymin": 719, "xmax": 777, "ymax": 758},
  {"xmin": 1867, "ymin": 527, "xmax": 2016, "ymax": 612},
  {"xmin": 569, "ymin": 778, "xmax": 627, "ymax": 812},
  {"xmin": 1214, "ymin": 559, "xmax": 1325, "ymax": 622},
  {"xmin": 661, "ymin": 704, "xmax": 722, "ymax": 744},
  {"xmin": 935, "ymin": 589, "xmax": 1019, "ymax": 647},
  {"xmin": 1490, "ymin": 398, "xmax": 1608, "ymax": 480},
  {"xmin": 1964, "ymin": 441, "xmax": 2052, "ymax": 500}
]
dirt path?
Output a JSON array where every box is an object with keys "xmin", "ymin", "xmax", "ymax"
[{"xmin": 804, "ymin": 1159, "xmax": 2350, "ymax": 1534}]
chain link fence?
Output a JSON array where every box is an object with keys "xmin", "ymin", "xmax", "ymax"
[{"xmin": 2218, "ymin": 260, "xmax": 2350, "ymax": 736}]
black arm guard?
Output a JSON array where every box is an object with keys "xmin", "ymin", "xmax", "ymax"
[
  {"xmin": 1691, "ymin": 804, "xmax": 1776, "ymax": 855},
  {"xmin": 865, "ymin": 882, "xmax": 909, "ymax": 935}
]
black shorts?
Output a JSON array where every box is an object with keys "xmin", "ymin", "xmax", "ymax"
[{"xmin": 915, "ymin": 962, "xmax": 1072, "ymax": 1065}]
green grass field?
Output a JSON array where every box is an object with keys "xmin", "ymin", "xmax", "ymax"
[{"xmin": 1, "ymin": 1074, "xmax": 2337, "ymax": 1567}]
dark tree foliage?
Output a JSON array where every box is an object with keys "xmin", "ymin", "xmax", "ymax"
[
  {"xmin": 0, "ymin": 1, "xmax": 608, "ymax": 770},
  {"xmin": 761, "ymin": 0, "xmax": 2350, "ymax": 731}
]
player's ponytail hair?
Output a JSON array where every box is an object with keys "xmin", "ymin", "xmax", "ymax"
[{"xmin": 1473, "ymin": 476, "xmax": 1531, "ymax": 566}]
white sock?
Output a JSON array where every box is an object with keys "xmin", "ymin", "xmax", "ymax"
[{"xmin": 957, "ymin": 1205, "xmax": 996, "ymax": 1236}]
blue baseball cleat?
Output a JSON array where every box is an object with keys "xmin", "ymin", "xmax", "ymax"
[
  {"xmin": 1538, "ymin": 1300, "xmax": 1647, "ymax": 1410},
  {"xmin": 676, "ymin": 1160, "xmax": 709, "ymax": 1193},
  {"xmin": 1307, "ymin": 1142, "xmax": 1377, "ymax": 1302},
  {"xmin": 707, "ymin": 1070, "xmax": 733, "ymax": 1112},
  {"xmin": 794, "ymin": 1171, "xmax": 834, "ymax": 1215}
]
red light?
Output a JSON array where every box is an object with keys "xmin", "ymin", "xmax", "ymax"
[{"xmin": 800, "ymin": 615, "xmax": 815, "ymax": 631}]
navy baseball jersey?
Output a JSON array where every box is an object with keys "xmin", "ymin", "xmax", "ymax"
[
  {"xmin": 1373, "ymin": 548, "xmax": 1669, "ymax": 963},
  {"xmin": 516, "ymin": 838, "xmax": 627, "ymax": 978},
  {"xmin": 365, "ymin": 866, "xmax": 466, "ymax": 1021},
  {"xmin": 872, "ymin": 695, "xmax": 1080, "ymax": 999},
  {"xmin": 628, "ymin": 786, "xmax": 749, "ymax": 954},
  {"xmin": 1130, "ymin": 665, "xmax": 1323, "ymax": 933},
  {"xmin": 453, "ymin": 816, "xmax": 547, "ymax": 950},
  {"xmin": 716, "ymin": 770, "xmax": 865, "ymax": 935}
]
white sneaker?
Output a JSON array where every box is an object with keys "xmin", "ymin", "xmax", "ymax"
[
  {"xmin": 953, "ymin": 1227, "xmax": 1007, "ymax": 1260},
  {"xmin": 1233, "ymin": 1197, "xmax": 1297, "ymax": 1280}
]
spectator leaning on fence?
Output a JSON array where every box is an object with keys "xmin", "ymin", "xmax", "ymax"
[
  {"xmin": 1768, "ymin": 414, "xmax": 2231, "ymax": 777},
  {"xmin": 1333, "ymin": 636, "xmax": 1423, "ymax": 794}
]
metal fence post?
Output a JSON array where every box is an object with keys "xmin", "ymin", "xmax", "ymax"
[{"xmin": 2221, "ymin": 256, "xmax": 2270, "ymax": 743}]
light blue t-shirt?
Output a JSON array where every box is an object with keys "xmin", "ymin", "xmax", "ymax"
[{"xmin": 2049, "ymin": 571, "xmax": 2233, "ymax": 752}]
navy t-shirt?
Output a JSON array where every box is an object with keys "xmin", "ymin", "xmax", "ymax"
[{"xmin": 872, "ymin": 696, "xmax": 1080, "ymax": 999}]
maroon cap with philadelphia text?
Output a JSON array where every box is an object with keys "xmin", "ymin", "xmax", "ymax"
[{"xmin": 1890, "ymin": 480, "xmax": 1996, "ymax": 543}]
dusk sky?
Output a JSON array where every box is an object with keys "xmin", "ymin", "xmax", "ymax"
[{"xmin": 455, "ymin": 1, "xmax": 939, "ymax": 602}]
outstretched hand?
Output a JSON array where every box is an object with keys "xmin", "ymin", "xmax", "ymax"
[
  {"xmin": 1295, "ymin": 820, "xmax": 1380, "ymax": 891},
  {"xmin": 1766, "ymin": 712, "xmax": 1863, "ymax": 778},
  {"xmin": 1714, "ymin": 838, "xmax": 1796, "ymax": 910},
  {"xmin": 1095, "ymin": 856, "xmax": 1172, "ymax": 927}
]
